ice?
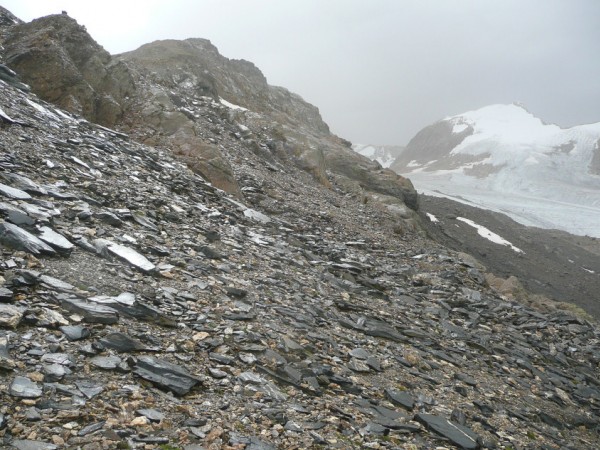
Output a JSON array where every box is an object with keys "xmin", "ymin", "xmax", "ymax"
[{"xmin": 457, "ymin": 217, "xmax": 523, "ymax": 253}]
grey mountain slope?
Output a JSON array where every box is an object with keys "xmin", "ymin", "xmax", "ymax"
[{"xmin": 0, "ymin": 7, "xmax": 598, "ymax": 449}]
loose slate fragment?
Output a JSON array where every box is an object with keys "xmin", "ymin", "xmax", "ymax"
[
  {"xmin": 132, "ymin": 213, "xmax": 159, "ymax": 232},
  {"xmin": 0, "ymin": 183, "xmax": 31, "ymax": 200},
  {"xmin": 90, "ymin": 355, "xmax": 122, "ymax": 370},
  {"xmin": 416, "ymin": 413, "xmax": 480, "ymax": 449},
  {"xmin": 59, "ymin": 325, "xmax": 91, "ymax": 341},
  {"xmin": 37, "ymin": 226, "xmax": 74, "ymax": 254},
  {"xmin": 77, "ymin": 421, "xmax": 105, "ymax": 436},
  {"xmin": 0, "ymin": 304, "xmax": 25, "ymax": 329},
  {"xmin": 40, "ymin": 274, "xmax": 75, "ymax": 292},
  {"xmin": 0, "ymin": 287, "xmax": 12, "ymax": 302},
  {"xmin": 2, "ymin": 173, "xmax": 47, "ymax": 195},
  {"xmin": 96, "ymin": 239, "xmax": 155, "ymax": 273},
  {"xmin": 60, "ymin": 298, "xmax": 119, "ymax": 324},
  {"xmin": 99, "ymin": 332, "xmax": 148, "ymax": 353},
  {"xmin": 133, "ymin": 356, "xmax": 201, "ymax": 395},
  {"xmin": 11, "ymin": 440, "xmax": 58, "ymax": 450},
  {"xmin": 9, "ymin": 376, "xmax": 43, "ymax": 398},
  {"xmin": 0, "ymin": 222, "xmax": 56, "ymax": 255},
  {"xmin": 385, "ymin": 388, "xmax": 415, "ymax": 411},
  {"xmin": 136, "ymin": 408, "xmax": 165, "ymax": 422},
  {"xmin": 76, "ymin": 380, "xmax": 104, "ymax": 399}
]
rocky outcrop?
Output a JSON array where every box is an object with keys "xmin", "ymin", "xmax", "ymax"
[
  {"xmin": 1, "ymin": 12, "xmax": 418, "ymax": 217},
  {"xmin": 3, "ymin": 14, "xmax": 134, "ymax": 126},
  {"xmin": 391, "ymin": 120, "xmax": 474, "ymax": 172}
]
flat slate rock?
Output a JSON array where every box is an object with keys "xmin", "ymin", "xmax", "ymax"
[
  {"xmin": 416, "ymin": 413, "xmax": 480, "ymax": 449},
  {"xmin": 90, "ymin": 355, "xmax": 122, "ymax": 370},
  {"xmin": 59, "ymin": 325, "xmax": 91, "ymax": 341},
  {"xmin": 99, "ymin": 332, "xmax": 148, "ymax": 352},
  {"xmin": 0, "ymin": 182, "xmax": 32, "ymax": 200},
  {"xmin": 60, "ymin": 298, "xmax": 119, "ymax": 324},
  {"xmin": 9, "ymin": 376, "xmax": 43, "ymax": 398},
  {"xmin": 385, "ymin": 388, "xmax": 415, "ymax": 410},
  {"xmin": 37, "ymin": 226, "xmax": 74, "ymax": 254},
  {"xmin": 133, "ymin": 355, "xmax": 201, "ymax": 396},
  {"xmin": 0, "ymin": 222, "xmax": 56, "ymax": 256},
  {"xmin": 97, "ymin": 239, "xmax": 155, "ymax": 273},
  {"xmin": 10, "ymin": 440, "xmax": 58, "ymax": 450}
]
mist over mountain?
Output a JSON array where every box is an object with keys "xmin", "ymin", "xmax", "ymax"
[
  {"xmin": 392, "ymin": 103, "xmax": 600, "ymax": 238},
  {"xmin": 0, "ymin": 7, "xmax": 599, "ymax": 450}
]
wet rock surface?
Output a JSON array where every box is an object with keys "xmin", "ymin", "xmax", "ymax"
[{"xmin": 0, "ymin": 8, "xmax": 598, "ymax": 450}]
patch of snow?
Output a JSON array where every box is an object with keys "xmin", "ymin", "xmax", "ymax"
[
  {"xmin": 426, "ymin": 213, "xmax": 438, "ymax": 223},
  {"xmin": 457, "ymin": 217, "xmax": 524, "ymax": 253},
  {"xmin": 26, "ymin": 99, "xmax": 60, "ymax": 121},
  {"xmin": 243, "ymin": 208, "xmax": 271, "ymax": 224},
  {"xmin": 452, "ymin": 123, "xmax": 468, "ymax": 133},
  {"xmin": 220, "ymin": 98, "xmax": 248, "ymax": 111}
]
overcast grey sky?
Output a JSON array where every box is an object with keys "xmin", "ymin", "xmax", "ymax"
[{"xmin": 3, "ymin": 0, "xmax": 600, "ymax": 145}]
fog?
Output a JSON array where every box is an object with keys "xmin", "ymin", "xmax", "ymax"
[{"xmin": 4, "ymin": 0, "xmax": 600, "ymax": 145}]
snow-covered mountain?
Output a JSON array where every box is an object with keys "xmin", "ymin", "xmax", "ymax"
[
  {"xmin": 352, "ymin": 143, "xmax": 405, "ymax": 168},
  {"xmin": 391, "ymin": 104, "xmax": 600, "ymax": 237}
]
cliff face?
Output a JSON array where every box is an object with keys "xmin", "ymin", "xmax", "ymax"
[
  {"xmin": 0, "ymin": 13, "xmax": 418, "ymax": 223},
  {"xmin": 3, "ymin": 14, "xmax": 134, "ymax": 126}
]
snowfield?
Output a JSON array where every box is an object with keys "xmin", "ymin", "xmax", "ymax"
[{"xmin": 399, "ymin": 104, "xmax": 600, "ymax": 237}]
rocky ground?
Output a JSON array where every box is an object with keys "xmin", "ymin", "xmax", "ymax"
[
  {"xmin": 418, "ymin": 195, "xmax": 600, "ymax": 320},
  {"xmin": 0, "ymin": 60, "xmax": 599, "ymax": 450}
]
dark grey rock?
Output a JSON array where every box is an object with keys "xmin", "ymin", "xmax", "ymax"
[
  {"xmin": 77, "ymin": 421, "xmax": 105, "ymax": 436},
  {"xmin": 11, "ymin": 440, "xmax": 58, "ymax": 450},
  {"xmin": 229, "ymin": 432, "xmax": 277, "ymax": 450},
  {"xmin": 416, "ymin": 413, "xmax": 480, "ymax": 449},
  {"xmin": 136, "ymin": 408, "xmax": 165, "ymax": 422},
  {"xmin": 9, "ymin": 376, "xmax": 43, "ymax": 398},
  {"xmin": 0, "ymin": 182, "xmax": 31, "ymax": 200},
  {"xmin": 133, "ymin": 355, "xmax": 201, "ymax": 396},
  {"xmin": 0, "ymin": 287, "xmax": 13, "ymax": 302},
  {"xmin": 59, "ymin": 325, "xmax": 91, "ymax": 341},
  {"xmin": 99, "ymin": 331, "xmax": 148, "ymax": 352},
  {"xmin": 37, "ymin": 226, "xmax": 74, "ymax": 254},
  {"xmin": 7, "ymin": 210, "xmax": 35, "ymax": 226},
  {"xmin": 385, "ymin": 388, "xmax": 415, "ymax": 410},
  {"xmin": 76, "ymin": 380, "xmax": 104, "ymax": 399},
  {"xmin": 0, "ymin": 222, "xmax": 56, "ymax": 255},
  {"xmin": 90, "ymin": 355, "xmax": 122, "ymax": 370},
  {"xmin": 60, "ymin": 298, "xmax": 119, "ymax": 324}
]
